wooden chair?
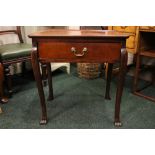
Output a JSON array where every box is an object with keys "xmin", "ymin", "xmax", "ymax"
[
  {"xmin": 0, "ymin": 26, "xmax": 32, "ymax": 96},
  {"xmin": 133, "ymin": 28, "xmax": 155, "ymax": 102}
]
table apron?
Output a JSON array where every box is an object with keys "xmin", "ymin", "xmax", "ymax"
[{"xmin": 38, "ymin": 42, "xmax": 122, "ymax": 63}]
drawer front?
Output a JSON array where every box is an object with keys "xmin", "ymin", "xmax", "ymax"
[{"xmin": 38, "ymin": 42, "xmax": 121, "ymax": 63}]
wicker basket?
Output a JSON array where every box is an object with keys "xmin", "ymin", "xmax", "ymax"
[{"xmin": 77, "ymin": 63, "xmax": 101, "ymax": 79}]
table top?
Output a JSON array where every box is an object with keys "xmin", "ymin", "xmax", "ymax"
[{"xmin": 29, "ymin": 29, "xmax": 129, "ymax": 38}]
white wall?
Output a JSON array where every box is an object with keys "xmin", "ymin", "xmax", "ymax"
[
  {"xmin": 22, "ymin": 26, "xmax": 51, "ymax": 44},
  {"xmin": 68, "ymin": 26, "xmax": 80, "ymax": 29}
]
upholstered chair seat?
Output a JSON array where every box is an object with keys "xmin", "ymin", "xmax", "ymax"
[{"xmin": 0, "ymin": 43, "xmax": 32, "ymax": 61}]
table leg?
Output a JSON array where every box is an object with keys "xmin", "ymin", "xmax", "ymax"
[
  {"xmin": 46, "ymin": 63, "xmax": 54, "ymax": 101},
  {"xmin": 31, "ymin": 47, "xmax": 47, "ymax": 125},
  {"xmin": 114, "ymin": 48, "xmax": 127, "ymax": 127},
  {"xmin": 105, "ymin": 63, "xmax": 113, "ymax": 100},
  {"xmin": 41, "ymin": 63, "xmax": 47, "ymax": 86}
]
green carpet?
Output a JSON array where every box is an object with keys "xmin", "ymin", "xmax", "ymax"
[{"xmin": 1, "ymin": 66, "xmax": 155, "ymax": 129}]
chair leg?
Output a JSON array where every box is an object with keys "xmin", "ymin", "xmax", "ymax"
[
  {"xmin": 21, "ymin": 62, "xmax": 26, "ymax": 77},
  {"xmin": 0, "ymin": 81, "xmax": 4, "ymax": 102},
  {"xmin": 4, "ymin": 64, "xmax": 13, "ymax": 97},
  {"xmin": 0, "ymin": 80, "xmax": 8, "ymax": 104},
  {"xmin": 41, "ymin": 63, "xmax": 47, "ymax": 86},
  {"xmin": 0, "ymin": 63, "xmax": 8, "ymax": 103},
  {"xmin": 0, "ymin": 82, "xmax": 3, "ymax": 97}
]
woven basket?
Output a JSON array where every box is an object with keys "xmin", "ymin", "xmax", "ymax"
[{"xmin": 77, "ymin": 63, "xmax": 101, "ymax": 79}]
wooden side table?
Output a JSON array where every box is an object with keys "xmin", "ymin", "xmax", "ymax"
[{"xmin": 29, "ymin": 29, "xmax": 129, "ymax": 127}]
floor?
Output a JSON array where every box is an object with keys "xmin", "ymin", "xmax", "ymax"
[{"xmin": 0, "ymin": 65, "xmax": 155, "ymax": 129}]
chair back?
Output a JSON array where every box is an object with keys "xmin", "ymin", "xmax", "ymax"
[{"xmin": 0, "ymin": 26, "xmax": 23, "ymax": 44}]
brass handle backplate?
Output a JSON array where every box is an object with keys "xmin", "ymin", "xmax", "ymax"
[{"xmin": 71, "ymin": 47, "xmax": 87, "ymax": 57}]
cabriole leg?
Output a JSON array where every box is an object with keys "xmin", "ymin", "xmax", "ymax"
[
  {"xmin": 114, "ymin": 48, "xmax": 127, "ymax": 127},
  {"xmin": 31, "ymin": 47, "xmax": 47, "ymax": 125}
]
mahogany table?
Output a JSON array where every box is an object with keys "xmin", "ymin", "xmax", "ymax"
[{"xmin": 29, "ymin": 29, "xmax": 129, "ymax": 127}]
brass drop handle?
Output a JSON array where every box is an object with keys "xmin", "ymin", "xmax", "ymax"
[{"xmin": 71, "ymin": 47, "xmax": 87, "ymax": 57}]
